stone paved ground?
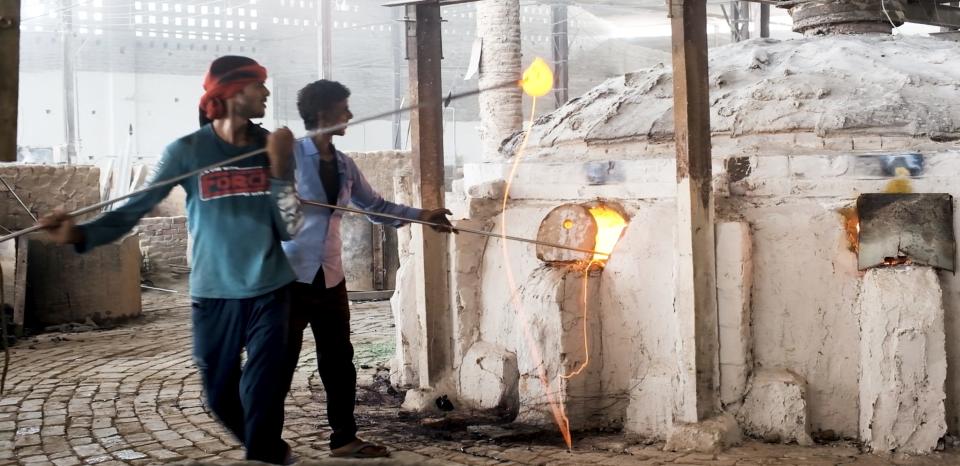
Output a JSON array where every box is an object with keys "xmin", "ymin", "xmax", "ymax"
[{"xmin": 2, "ymin": 278, "xmax": 960, "ymax": 465}]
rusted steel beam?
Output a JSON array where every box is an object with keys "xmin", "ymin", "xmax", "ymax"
[
  {"xmin": 406, "ymin": 1, "xmax": 452, "ymax": 387},
  {"xmin": 371, "ymin": 223, "xmax": 387, "ymax": 290},
  {"xmin": 408, "ymin": 3, "xmax": 445, "ymax": 211},
  {"xmin": 670, "ymin": 0, "xmax": 720, "ymax": 423},
  {"xmin": 0, "ymin": 1, "xmax": 19, "ymax": 163}
]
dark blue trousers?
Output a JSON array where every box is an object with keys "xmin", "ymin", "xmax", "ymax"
[{"xmin": 192, "ymin": 286, "xmax": 291, "ymax": 464}]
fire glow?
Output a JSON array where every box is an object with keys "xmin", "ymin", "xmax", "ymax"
[
  {"xmin": 560, "ymin": 208, "xmax": 625, "ymax": 382},
  {"xmin": 500, "ymin": 58, "xmax": 575, "ymax": 449},
  {"xmin": 560, "ymin": 260, "xmax": 599, "ymax": 381},
  {"xmin": 588, "ymin": 206, "xmax": 627, "ymax": 262},
  {"xmin": 840, "ymin": 206, "xmax": 859, "ymax": 254}
]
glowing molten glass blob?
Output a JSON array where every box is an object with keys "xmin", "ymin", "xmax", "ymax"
[
  {"xmin": 588, "ymin": 206, "xmax": 627, "ymax": 262},
  {"xmin": 521, "ymin": 57, "xmax": 554, "ymax": 98}
]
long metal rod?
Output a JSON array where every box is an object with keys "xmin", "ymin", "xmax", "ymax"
[
  {"xmin": 0, "ymin": 81, "xmax": 517, "ymax": 244},
  {"xmin": 140, "ymin": 284, "xmax": 178, "ymax": 293},
  {"xmin": 0, "ymin": 175, "xmax": 38, "ymax": 222},
  {"xmin": 299, "ymin": 199, "xmax": 602, "ymax": 256}
]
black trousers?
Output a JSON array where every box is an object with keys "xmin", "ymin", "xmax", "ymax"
[
  {"xmin": 285, "ymin": 269, "xmax": 358, "ymax": 450},
  {"xmin": 192, "ymin": 287, "xmax": 290, "ymax": 464}
]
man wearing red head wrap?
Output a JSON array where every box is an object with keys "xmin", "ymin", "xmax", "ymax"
[
  {"xmin": 199, "ymin": 57, "xmax": 269, "ymax": 124},
  {"xmin": 41, "ymin": 56, "xmax": 302, "ymax": 464}
]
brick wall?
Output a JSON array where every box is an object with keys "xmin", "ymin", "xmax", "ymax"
[
  {"xmin": 135, "ymin": 216, "xmax": 188, "ymax": 273},
  {"xmin": 26, "ymin": 234, "xmax": 141, "ymax": 327},
  {"xmin": 0, "ymin": 164, "xmax": 101, "ymax": 231}
]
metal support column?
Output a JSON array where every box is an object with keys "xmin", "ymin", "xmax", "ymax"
[
  {"xmin": 670, "ymin": 0, "xmax": 720, "ymax": 423},
  {"xmin": 62, "ymin": 0, "xmax": 77, "ymax": 163},
  {"xmin": 760, "ymin": 3, "xmax": 770, "ymax": 38},
  {"xmin": 0, "ymin": 1, "xmax": 19, "ymax": 162},
  {"xmin": 371, "ymin": 223, "xmax": 387, "ymax": 290},
  {"xmin": 551, "ymin": 1, "xmax": 569, "ymax": 108},
  {"xmin": 405, "ymin": 1, "xmax": 452, "ymax": 387},
  {"xmin": 318, "ymin": 0, "xmax": 333, "ymax": 79},
  {"xmin": 725, "ymin": 1, "xmax": 750, "ymax": 42},
  {"xmin": 392, "ymin": 6, "xmax": 405, "ymax": 149}
]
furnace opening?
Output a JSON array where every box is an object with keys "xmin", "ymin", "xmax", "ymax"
[
  {"xmin": 587, "ymin": 206, "xmax": 627, "ymax": 262},
  {"xmin": 536, "ymin": 202, "xmax": 629, "ymax": 265}
]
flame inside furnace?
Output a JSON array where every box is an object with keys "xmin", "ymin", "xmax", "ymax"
[{"xmin": 588, "ymin": 206, "xmax": 627, "ymax": 262}]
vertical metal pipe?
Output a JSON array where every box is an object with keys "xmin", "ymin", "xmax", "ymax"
[
  {"xmin": 406, "ymin": 2, "xmax": 452, "ymax": 387},
  {"xmin": 0, "ymin": 0, "xmax": 19, "ymax": 163},
  {"xmin": 760, "ymin": 3, "xmax": 770, "ymax": 38},
  {"xmin": 551, "ymin": 2, "xmax": 569, "ymax": 108},
  {"xmin": 318, "ymin": 0, "xmax": 333, "ymax": 79}
]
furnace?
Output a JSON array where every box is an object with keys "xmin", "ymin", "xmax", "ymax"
[{"xmin": 390, "ymin": 10, "xmax": 960, "ymax": 453}]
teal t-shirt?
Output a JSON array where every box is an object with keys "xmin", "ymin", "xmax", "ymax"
[{"xmin": 78, "ymin": 124, "xmax": 301, "ymax": 299}]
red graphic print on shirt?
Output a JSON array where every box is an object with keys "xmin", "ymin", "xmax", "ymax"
[{"xmin": 199, "ymin": 166, "xmax": 270, "ymax": 200}]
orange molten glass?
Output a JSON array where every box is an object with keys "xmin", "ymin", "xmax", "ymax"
[
  {"xmin": 588, "ymin": 206, "xmax": 627, "ymax": 261},
  {"xmin": 521, "ymin": 57, "xmax": 554, "ymax": 98}
]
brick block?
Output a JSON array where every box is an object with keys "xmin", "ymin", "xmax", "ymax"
[
  {"xmin": 25, "ymin": 234, "xmax": 141, "ymax": 326},
  {"xmin": 0, "ymin": 165, "xmax": 100, "ymax": 230}
]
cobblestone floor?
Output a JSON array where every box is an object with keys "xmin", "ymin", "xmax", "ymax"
[{"xmin": 2, "ymin": 278, "xmax": 960, "ymax": 465}]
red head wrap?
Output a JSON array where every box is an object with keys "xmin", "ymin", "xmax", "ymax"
[{"xmin": 198, "ymin": 61, "xmax": 268, "ymax": 120}]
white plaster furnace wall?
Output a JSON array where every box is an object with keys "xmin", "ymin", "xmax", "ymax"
[
  {"xmin": 735, "ymin": 198, "xmax": 861, "ymax": 436},
  {"xmin": 456, "ymin": 148, "xmax": 960, "ymax": 441},
  {"xmin": 858, "ymin": 266, "xmax": 947, "ymax": 454},
  {"xmin": 466, "ymin": 188, "xmax": 860, "ymax": 437},
  {"xmin": 472, "ymin": 201, "xmax": 679, "ymax": 430}
]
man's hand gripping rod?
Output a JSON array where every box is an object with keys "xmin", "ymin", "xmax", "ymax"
[{"xmin": 0, "ymin": 82, "xmax": 515, "ymax": 244}]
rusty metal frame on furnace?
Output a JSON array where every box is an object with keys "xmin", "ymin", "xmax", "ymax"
[{"xmin": 857, "ymin": 193, "xmax": 956, "ymax": 272}]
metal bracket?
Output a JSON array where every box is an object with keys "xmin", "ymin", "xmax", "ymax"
[{"xmin": 857, "ymin": 193, "xmax": 955, "ymax": 271}]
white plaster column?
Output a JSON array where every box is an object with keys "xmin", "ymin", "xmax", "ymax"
[
  {"xmin": 858, "ymin": 266, "xmax": 947, "ymax": 454},
  {"xmin": 390, "ymin": 175, "xmax": 421, "ymax": 388},
  {"xmin": 716, "ymin": 221, "xmax": 753, "ymax": 406},
  {"xmin": 476, "ymin": 0, "xmax": 522, "ymax": 160}
]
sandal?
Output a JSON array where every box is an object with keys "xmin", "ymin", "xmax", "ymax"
[{"xmin": 330, "ymin": 439, "xmax": 390, "ymax": 458}]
